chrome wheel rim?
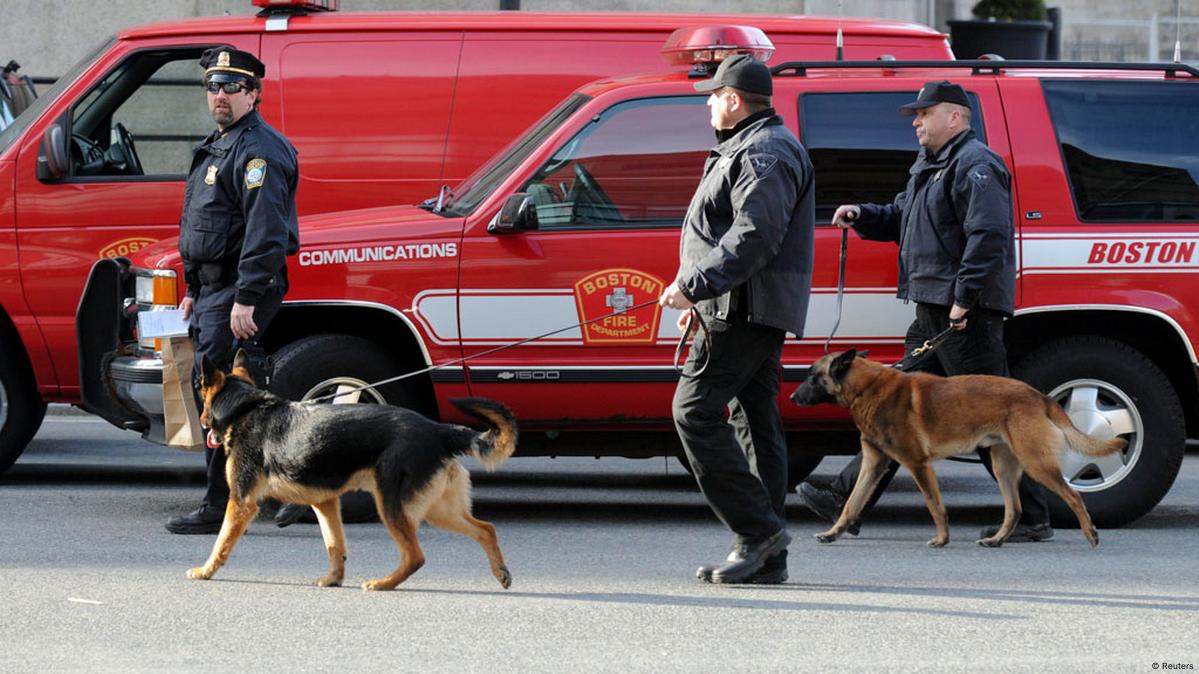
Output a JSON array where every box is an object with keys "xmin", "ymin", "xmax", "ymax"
[
  {"xmin": 300, "ymin": 377, "xmax": 386, "ymax": 405},
  {"xmin": 1049, "ymin": 378, "xmax": 1143, "ymax": 493}
]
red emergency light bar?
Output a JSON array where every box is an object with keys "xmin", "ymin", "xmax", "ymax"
[
  {"xmin": 252, "ymin": 0, "xmax": 338, "ymax": 11},
  {"xmin": 661, "ymin": 25, "xmax": 775, "ymax": 73}
]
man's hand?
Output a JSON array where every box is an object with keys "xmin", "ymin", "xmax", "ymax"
[
  {"xmin": 230, "ymin": 302, "xmax": 258, "ymax": 340},
  {"xmin": 676, "ymin": 309, "xmax": 694, "ymax": 335},
  {"xmin": 659, "ymin": 282, "xmax": 694, "ymax": 311},
  {"xmin": 949, "ymin": 303, "xmax": 969, "ymax": 331},
  {"xmin": 831, "ymin": 204, "xmax": 861, "ymax": 229},
  {"xmin": 180, "ymin": 296, "xmax": 194, "ymax": 321}
]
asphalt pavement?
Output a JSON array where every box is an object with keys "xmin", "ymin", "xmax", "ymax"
[{"xmin": 2, "ymin": 407, "xmax": 1198, "ymax": 672}]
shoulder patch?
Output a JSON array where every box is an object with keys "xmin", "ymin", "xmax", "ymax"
[
  {"xmin": 968, "ymin": 165, "xmax": 992, "ymax": 191},
  {"xmin": 746, "ymin": 153, "xmax": 778, "ymax": 179},
  {"xmin": 244, "ymin": 158, "xmax": 267, "ymax": 190}
]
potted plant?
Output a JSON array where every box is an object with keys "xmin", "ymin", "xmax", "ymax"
[{"xmin": 948, "ymin": 0, "xmax": 1053, "ymax": 60}]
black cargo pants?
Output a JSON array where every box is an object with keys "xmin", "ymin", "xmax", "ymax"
[
  {"xmin": 189, "ymin": 281, "xmax": 285, "ymax": 508},
  {"xmin": 830, "ymin": 302, "xmax": 1051, "ymax": 525},
  {"xmin": 672, "ymin": 313, "xmax": 788, "ymax": 544}
]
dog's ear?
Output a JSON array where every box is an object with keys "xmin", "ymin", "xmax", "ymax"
[
  {"xmin": 857, "ymin": 349, "xmax": 870, "ymax": 359},
  {"xmin": 232, "ymin": 348, "xmax": 250, "ymax": 373},
  {"xmin": 830, "ymin": 349, "xmax": 857, "ymax": 381},
  {"xmin": 200, "ymin": 355, "xmax": 219, "ymax": 386}
]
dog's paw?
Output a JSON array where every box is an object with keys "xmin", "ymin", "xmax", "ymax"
[
  {"xmin": 186, "ymin": 567, "xmax": 212, "ymax": 580},
  {"xmin": 814, "ymin": 530, "xmax": 839, "ymax": 544},
  {"xmin": 361, "ymin": 579, "xmax": 396, "ymax": 591},
  {"xmin": 976, "ymin": 537, "xmax": 1004, "ymax": 548},
  {"xmin": 315, "ymin": 574, "xmax": 343, "ymax": 588},
  {"xmin": 497, "ymin": 566, "xmax": 512, "ymax": 590},
  {"xmin": 926, "ymin": 538, "xmax": 948, "ymax": 548}
]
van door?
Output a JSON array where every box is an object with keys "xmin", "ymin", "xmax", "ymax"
[
  {"xmin": 14, "ymin": 37, "xmax": 257, "ymax": 395},
  {"xmin": 261, "ymin": 32, "xmax": 462, "ymax": 213},
  {"xmin": 456, "ymin": 95, "xmax": 712, "ymax": 423}
]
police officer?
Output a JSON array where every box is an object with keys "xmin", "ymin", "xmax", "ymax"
[
  {"xmin": 799, "ymin": 81, "xmax": 1054, "ymax": 543},
  {"xmin": 166, "ymin": 48, "xmax": 299, "ymax": 535},
  {"xmin": 659, "ymin": 55, "xmax": 815, "ymax": 584}
]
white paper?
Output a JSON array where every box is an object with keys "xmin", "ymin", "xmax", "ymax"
[{"xmin": 137, "ymin": 309, "xmax": 189, "ymax": 338}]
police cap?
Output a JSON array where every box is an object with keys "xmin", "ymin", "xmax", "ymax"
[
  {"xmin": 693, "ymin": 54, "xmax": 773, "ymax": 97},
  {"xmin": 200, "ymin": 48, "xmax": 265, "ymax": 83},
  {"xmin": 900, "ymin": 80, "xmax": 970, "ymax": 115}
]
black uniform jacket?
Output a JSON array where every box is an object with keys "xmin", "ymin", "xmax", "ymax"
[
  {"xmin": 179, "ymin": 109, "xmax": 299, "ymax": 306},
  {"xmin": 853, "ymin": 129, "xmax": 1015, "ymax": 315},
  {"xmin": 676, "ymin": 109, "xmax": 816, "ymax": 337}
]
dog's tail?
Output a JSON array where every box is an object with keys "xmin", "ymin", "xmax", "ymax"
[
  {"xmin": 449, "ymin": 397, "xmax": 519, "ymax": 470},
  {"xmin": 1046, "ymin": 398, "xmax": 1127, "ymax": 456}
]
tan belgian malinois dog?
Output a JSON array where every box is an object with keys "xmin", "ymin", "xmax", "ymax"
[{"xmin": 790, "ymin": 349, "xmax": 1127, "ymax": 548}]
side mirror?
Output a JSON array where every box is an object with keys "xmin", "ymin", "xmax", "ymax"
[
  {"xmin": 37, "ymin": 120, "xmax": 68, "ymax": 181},
  {"xmin": 487, "ymin": 193, "xmax": 539, "ymax": 234}
]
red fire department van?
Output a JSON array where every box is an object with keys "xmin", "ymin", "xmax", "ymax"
[
  {"xmin": 0, "ymin": 3, "xmax": 953, "ymax": 470},
  {"xmin": 82, "ymin": 31, "xmax": 1199, "ymax": 528}
]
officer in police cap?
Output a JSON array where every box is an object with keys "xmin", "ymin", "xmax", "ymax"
[{"xmin": 166, "ymin": 48, "xmax": 300, "ymax": 535}]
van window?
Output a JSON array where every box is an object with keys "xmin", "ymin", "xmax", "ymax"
[
  {"xmin": 69, "ymin": 47, "xmax": 213, "ymax": 179},
  {"xmin": 1043, "ymin": 80, "xmax": 1199, "ymax": 223},
  {"xmin": 520, "ymin": 96, "xmax": 711, "ymax": 230},
  {"xmin": 801, "ymin": 91, "xmax": 985, "ymax": 223}
]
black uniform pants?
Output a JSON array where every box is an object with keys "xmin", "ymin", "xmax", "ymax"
[
  {"xmin": 190, "ymin": 282, "xmax": 285, "ymax": 508},
  {"xmin": 672, "ymin": 314, "xmax": 788, "ymax": 544},
  {"xmin": 830, "ymin": 303, "xmax": 1050, "ymax": 525}
]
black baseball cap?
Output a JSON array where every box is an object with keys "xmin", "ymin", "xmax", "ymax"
[
  {"xmin": 900, "ymin": 80, "xmax": 970, "ymax": 115},
  {"xmin": 693, "ymin": 54, "xmax": 773, "ymax": 96},
  {"xmin": 200, "ymin": 48, "xmax": 265, "ymax": 83}
]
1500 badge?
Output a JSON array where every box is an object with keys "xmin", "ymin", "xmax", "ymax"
[{"xmin": 573, "ymin": 268, "xmax": 664, "ymax": 345}]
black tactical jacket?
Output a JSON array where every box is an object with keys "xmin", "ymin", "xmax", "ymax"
[
  {"xmin": 179, "ymin": 109, "xmax": 299, "ymax": 306},
  {"xmin": 676, "ymin": 110, "xmax": 815, "ymax": 336},
  {"xmin": 853, "ymin": 128, "xmax": 1015, "ymax": 315}
]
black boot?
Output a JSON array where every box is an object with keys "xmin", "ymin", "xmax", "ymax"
[
  {"xmin": 798, "ymin": 482, "xmax": 860, "ymax": 536},
  {"xmin": 165, "ymin": 503, "xmax": 225, "ymax": 535},
  {"xmin": 697, "ymin": 548, "xmax": 788, "ymax": 584},
  {"xmin": 274, "ymin": 503, "xmax": 308, "ymax": 528},
  {"xmin": 699, "ymin": 530, "xmax": 791, "ymax": 584}
]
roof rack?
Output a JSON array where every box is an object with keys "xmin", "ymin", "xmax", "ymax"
[{"xmin": 771, "ymin": 60, "xmax": 1199, "ymax": 79}]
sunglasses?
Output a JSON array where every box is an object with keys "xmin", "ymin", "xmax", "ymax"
[{"xmin": 204, "ymin": 80, "xmax": 252, "ymax": 95}]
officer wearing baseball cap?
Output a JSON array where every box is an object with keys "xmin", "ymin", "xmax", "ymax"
[
  {"xmin": 660, "ymin": 54, "xmax": 815, "ymax": 584},
  {"xmin": 800, "ymin": 80, "xmax": 1054, "ymax": 545},
  {"xmin": 166, "ymin": 48, "xmax": 300, "ymax": 534}
]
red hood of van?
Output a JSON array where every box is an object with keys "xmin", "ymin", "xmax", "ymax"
[{"xmin": 128, "ymin": 204, "xmax": 460, "ymax": 272}]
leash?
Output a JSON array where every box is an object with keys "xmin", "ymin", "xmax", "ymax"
[
  {"xmin": 304, "ymin": 298, "xmax": 706, "ymax": 404},
  {"xmin": 823, "ymin": 227, "xmax": 849, "ymax": 354}
]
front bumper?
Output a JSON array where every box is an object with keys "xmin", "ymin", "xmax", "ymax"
[{"xmin": 77, "ymin": 257, "xmax": 168, "ymax": 445}]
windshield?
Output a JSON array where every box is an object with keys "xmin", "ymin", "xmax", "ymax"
[
  {"xmin": 0, "ymin": 37, "xmax": 115, "ymax": 156},
  {"xmin": 439, "ymin": 94, "xmax": 590, "ymax": 216}
]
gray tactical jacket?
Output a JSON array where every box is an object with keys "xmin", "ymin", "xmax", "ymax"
[
  {"xmin": 853, "ymin": 128, "xmax": 1015, "ymax": 315},
  {"xmin": 676, "ymin": 110, "xmax": 815, "ymax": 336}
]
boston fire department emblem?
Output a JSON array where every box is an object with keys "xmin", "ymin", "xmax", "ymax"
[{"xmin": 573, "ymin": 268, "xmax": 664, "ymax": 345}]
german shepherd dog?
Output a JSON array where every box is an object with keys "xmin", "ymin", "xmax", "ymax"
[
  {"xmin": 790, "ymin": 350, "xmax": 1127, "ymax": 548},
  {"xmin": 187, "ymin": 349, "xmax": 518, "ymax": 591}
]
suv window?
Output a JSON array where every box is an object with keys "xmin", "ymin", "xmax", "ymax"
[
  {"xmin": 1043, "ymin": 80, "xmax": 1199, "ymax": 222},
  {"xmin": 69, "ymin": 48, "xmax": 213, "ymax": 179},
  {"xmin": 801, "ymin": 91, "xmax": 985, "ymax": 222},
  {"xmin": 521, "ymin": 96, "xmax": 711, "ymax": 230}
]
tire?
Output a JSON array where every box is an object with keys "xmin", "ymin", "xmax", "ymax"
[
  {"xmin": 269, "ymin": 334, "xmax": 431, "ymax": 415},
  {"xmin": 0, "ymin": 346, "xmax": 48, "ymax": 475},
  {"xmin": 1013, "ymin": 336, "xmax": 1185, "ymax": 528}
]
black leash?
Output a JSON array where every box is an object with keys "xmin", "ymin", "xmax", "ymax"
[
  {"xmin": 823, "ymin": 227, "xmax": 849, "ymax": 354},
  {"xmin": 304, "ymin": 298, "xmax": 704, "ymax": 404}
]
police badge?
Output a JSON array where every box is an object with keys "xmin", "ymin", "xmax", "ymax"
[
  {"xmin": 244, "ymin": 158, "xmax": 267, "ymax": 190},
  {"xmin": 204, "ymin": 164, "xmax": 218, "ymax": 185}
]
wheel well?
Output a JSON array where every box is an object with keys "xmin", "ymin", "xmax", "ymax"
[
  {"xmin": 260, "ymin": 303, "xmax": 436, "ymax": 413},
  {"xmin": 0, "ymin": 305, "xmax": 41, "ymax": 390},
  {"xmin": 1006, "ymin": 309, "xmax": 1198, "ymax": 437}
]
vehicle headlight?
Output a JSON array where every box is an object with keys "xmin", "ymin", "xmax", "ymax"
[{"xmin": 135, "ymin": 271, "xmax": 179, "ymax": 306}]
